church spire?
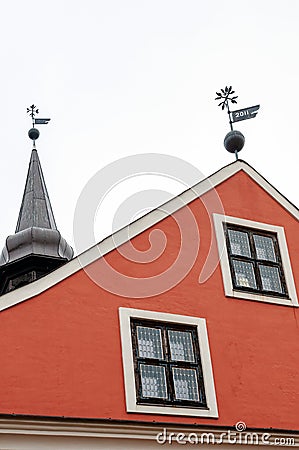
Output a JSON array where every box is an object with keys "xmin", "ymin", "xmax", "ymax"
[
  {"xmin": 0, "ymin": 107, "xmax": 73, "ymax": 295},
  {"xmin": 16, "ymin": 149, "xmax": 57, "ymax": 232}
]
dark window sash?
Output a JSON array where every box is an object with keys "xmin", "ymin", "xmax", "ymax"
[
  {"xmin": 224, "ymin": 224, "xmax": 288, "ymax": 298},
  {"xmin": 131, "ymin": 320, "xmax": 207, "ymax": 408}
]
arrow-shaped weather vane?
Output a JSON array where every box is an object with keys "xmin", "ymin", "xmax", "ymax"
[
  {"xmin": 215, "ymin": 86, "xmax": 260, "ymax": 160},
  {"xmin": 26, "ymin": 104, "xmax": 51, "ymax": 148}
]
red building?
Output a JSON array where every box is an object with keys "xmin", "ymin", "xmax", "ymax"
[{"xmin": 0, "ymin": 149, "xmax": 298, "ymax": 448}]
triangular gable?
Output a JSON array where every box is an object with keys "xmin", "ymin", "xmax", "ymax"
[{"xmin": 1, "ymin": 159, "xmax": 298, "ymax": 311}]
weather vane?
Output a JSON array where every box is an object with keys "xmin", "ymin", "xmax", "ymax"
[
  {"xmin": 26, "ymin": 104, "xmax": 51, "ymax": 148},
  {"xmin": 215, "ymin": 86, "xmax": 260, "ymax": 160}
]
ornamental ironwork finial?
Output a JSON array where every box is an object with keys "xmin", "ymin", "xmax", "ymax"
[
  {"xmin": 27, "ymin": 104, "xmax": 39, "ymax": 127},
  {"xmin": 26, "ymin": 104, "xmax": 51, "ymax": 149},
  {"xmin": 215, "ymin": 86, "xmax": 260, "ymax": 161},
  {"xmin": 215, "ymin": 86, "xmax": 238, "ymax": 131}
]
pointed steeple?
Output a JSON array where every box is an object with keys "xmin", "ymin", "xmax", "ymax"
[
  {"xmin": 0, "ymin": 109, "xmax": 73, "ymax": 295},
  {"xmin": 16, "ymin": 149, "xmax": 57, "ymax": 232}
]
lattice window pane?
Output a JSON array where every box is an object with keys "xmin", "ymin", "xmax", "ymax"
[
  {"xmin": 172, "ymin": 368, "xmax": 199, "ymax": 402},
  {"xmin": 259, "ymin": 265, "xmax": 282, "ymax": 293},
  {"xmin": 228, "ymin": 229, "xmax": 251, "ymax": 257},
  {"xmin": 140, "ymin": 364, "xmax": 168, "ymax": 398},
  {"xmin": 253, "ymin": 235, "xmax": 277, "ymax": 262},
  {"xmin": 137, "ymin": 326, "xmax": 163, "ymax": 359},
  {"xmin": 232, "ymin": 260, "xmax": 257, "ymax": 288},
  {"xmin": 168, "ymin": 330, "xmax": 195, "ymax": 362}
]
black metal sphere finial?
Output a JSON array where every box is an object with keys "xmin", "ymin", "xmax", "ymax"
[
  {"xmin": 224, "ymin": 130, "xmax": 245, "ymax": 154},
  {"xmin": 28, "ymin": 128, "xmax": 40, "ymax": 141}
]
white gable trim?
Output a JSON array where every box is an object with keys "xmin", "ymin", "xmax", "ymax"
[{"xmin": 0, "ymin": 160, "xmax": 298, "ymax": 312}]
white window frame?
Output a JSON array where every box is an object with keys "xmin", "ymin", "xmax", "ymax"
[
  {"xmin": 119, "ymin": 307, "xmax": 218, "ymax": 417},
  {"xmin": 213, "ymin": 214, "xmax": 298, "ymax": 307}
]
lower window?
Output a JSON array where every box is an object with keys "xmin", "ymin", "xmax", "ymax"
[
  {"xmin": 119, "ymin": 308, "xmax": 218, "ymax": 417},
  {"xmin": 132, "ymin": 320, "xmax": 206, "ymax": 407}
]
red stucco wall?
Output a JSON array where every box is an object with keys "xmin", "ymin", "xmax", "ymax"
[{"xmin": 0, "ymin": 170, "xmax": 298, "ymax": 429}]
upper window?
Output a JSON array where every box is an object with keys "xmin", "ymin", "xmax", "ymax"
[
  {"xmin": 214, "ymin": 214, "xmax": 298, "ymax": 307},
  {"xmin": 226, "ymin": 225, "xmax": 287, "ymax": 296},
  {"xmin": 119, "ymin": 308, "xmax": 218, "ymax": 417}
]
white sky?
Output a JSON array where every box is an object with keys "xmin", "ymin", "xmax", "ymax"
[{"xmin": 1, "ymin": 0, "xmax": 298, "ymax": 252}]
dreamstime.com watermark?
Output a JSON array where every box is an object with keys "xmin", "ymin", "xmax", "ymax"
[
  {"xmin": 73, "ymin": 153, "xmax": 226, "ymax": 298},
  {"xmin": 155, "ymin": 422, "xmax": 296, "ymax": 446}
]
